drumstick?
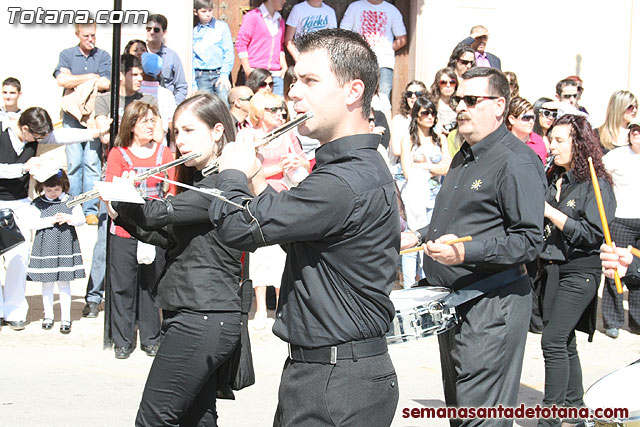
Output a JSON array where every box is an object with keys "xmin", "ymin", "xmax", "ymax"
[
  {"xmin": 628, "ymin": 246, "xmax": 640, "ymax": 259},
  {"xmin": 588, "ymin": 157, "xmax": 623, "ymax": 294},
  {"xmin": 399, "ymin": 236, "xmax": 472, "ymax": 255}
]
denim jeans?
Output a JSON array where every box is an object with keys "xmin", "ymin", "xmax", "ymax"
[
  {"xmin": 379, "ymin": 67, "xmax": 394, "ymax": 100},
  {"xmin": 272, "ymin": 75, "xmax": 284, "ymax": 97},
  {"xmin": 85, "ymin": 202, "xmax": 107, "ymax": 304},
  {"xmin": 63, "ymin": 112, "xmax": 101, "ymax": 216},
  {"xmin": 194, "ymin": 69, "xmax": 229, "ymax": 106}
]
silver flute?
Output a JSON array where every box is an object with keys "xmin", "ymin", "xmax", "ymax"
[
  {"xmin": 66, "ymin": 152, "xmax": 202, "ymax": 207},
  {"xmin": 201, "ymin": 111, "xmax": 314, "ymax": 177}
]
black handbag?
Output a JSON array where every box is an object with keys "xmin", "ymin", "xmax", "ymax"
[{"xmin": 0, "ymin": 208, "xmax": 25, "ymax": 256}]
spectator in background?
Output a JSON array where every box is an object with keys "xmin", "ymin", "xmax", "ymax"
[
  {"xmin": 447, "ymin": 43, "xmax": 476, "ymax": 82},
  {"xmin": 140, "ymin": 52, "xmax": 177, "ymax": 146},
  {"xmin": 192, "ymin": 0, "xmax": 234, "ymax": 104},
  {"xmin": 533, "ymin": 97, "xmax": 556, "ymax": 152},
  {"xmin": 429, "ymin": 68, "xmax": 458, "ymax": 136},
  {"xmin": 285, "ymin": 0, "xmax": 337, "ymax": 62},
  {"xmin": 236, "ymin": 0, "xmax": 287, "ymax": 97},
  {"xmin": 461, "ymin": 25, "xmax": 501, "ymax": 70},
  {"xmin": 504, "ymin": 71, "xmax": 519, "ymax": 98},
  {"xmin": 390, "ymin": 80, "xmax": 427, "ymax": 169},
  {"xmin": 228, "ymin": 86, "xmax": 254, "ymax": 131},
  {"xmin": 555, "ymin": 78, "xmax": 581, "ymax": 109},
  {"xmin": 340, "ymin": 0, "xmax": 407, "ymax": 100},
  {"xmin": 565, "ymin": 75, "xmax": 588, "ymax": 114},
  {"xmin": 246, "ymin": 67, "xmax": 275, "ymax": 94},
  {"xmin": 146, "ymin": 14, "xmax": 188, "ymax": 104},
  {"xmin": 124, "ymin": 39, "xmax": 147, "ymax": 59},
  {"xmin": 599, "ymin": 90, "xmax": 638, "ymax": 153},
  {"xmin": 506, "ymin": 96, "xmax": 546, "ymax": 163},
  {"xmin": 54, "ymin": 22, "xmax": 111, "ymax": 225},
  {"xmin": 1, "ymin": 77, "xmax": 22, "ymax": 121}
]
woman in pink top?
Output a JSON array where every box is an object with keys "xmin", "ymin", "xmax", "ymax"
[
  {"xmin": 237, "ymin": 91, "xmax": 309, "ymax": 329},
  {"xmin": 507, "ymin": 96, "xmax": 547, "ymax": 164},
  {"xmin": 235, "ymin": 0, "xmax": 287, "ymax": 97}
]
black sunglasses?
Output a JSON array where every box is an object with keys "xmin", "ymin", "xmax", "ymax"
[
  {"xmin": 368, "ymin": 116, "xmax": 376, "ymax": 123},
  {"xmin": 146, "ymin": 26, "xmax": 162, "ymax": 33},
  {"xmin": 239, "ymin": 96, "xmax": 253, "ymax": 102},
  {"xmin": 451, "ymin": 95, "xmax": 499, "ymax": 107},
  {"xmin": 561, "ymin": 93, "xmax": 578, "ymax": 99},
  {"xmin": 520, "ymin": 114, "xmax": 535, "ymax": 122},
  {"xmin": 264, "ymin": 106, "xmax": 285, "ymax": 114},
  {"xmin": 259, "ymin": 81, "xmax": 275, "ymax": 89},
  {"xmin": 458, "ymin": 59, "xmax": 474, "ymax": 66},
  {"xmin": 540, "ymin": 109, "xmax": 558, "ymax": 118},
  {"xmin": 405, "ymin": 90, "xmax": 425, "ymax": 98},
  {"xmin": 419, "ymin": 110, "xmax": 435, "ymax": 118}
]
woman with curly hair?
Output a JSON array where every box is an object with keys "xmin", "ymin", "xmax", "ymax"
[
  {"xmin": 447, "ymin": 43, "xmax": 475, "ymax": 82},
  {"xmin": 536, "ymin": 114, "xmax": 616, "ymax": 427},
  {"xmin": 598, "ymin": 90, "xmax": 638, "ymax": 152},
  {"xmin": 429, "ymin": 68, "xmax": 457, "ymax": 135}
]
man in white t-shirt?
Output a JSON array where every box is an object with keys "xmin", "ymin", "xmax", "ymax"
[
  {"xmin": 340, "ymin": 0, "xmax": 406, "ymax": 100},
  {"xmin": 284, "ymin": 0, "xmax": 337, "ymax": 62}
]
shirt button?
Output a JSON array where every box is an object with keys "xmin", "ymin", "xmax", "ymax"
[
  {"xmin": 277, "ymin": 312, "xmax": 282, "ymax": 318},
  {"xmin": 433, "ymin": 229, "xmax": 437, "ymax": 233},
  {"xmin": 444, "ymin": 208, "xmax": 448, "ymax": 211},
  {"xmin": 464, "ymin": 164, "xmax": 468, "ymax": 168},
  {"xmin": 454, "ymin": 185, "xmax": 458, "ymax": 190},
  {"xmin": 203, "ymin": 315, "xmax": 208, "ymax": 320}
]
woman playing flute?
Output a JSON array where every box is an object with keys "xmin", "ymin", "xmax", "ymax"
[{"xmin": 537, "ymin": 114, "xmax": 616, "ymax": 427}]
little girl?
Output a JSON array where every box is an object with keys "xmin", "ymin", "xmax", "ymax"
[{"xmin": 26, "ymin": 170, "xmax": 85, "ymax": 334}]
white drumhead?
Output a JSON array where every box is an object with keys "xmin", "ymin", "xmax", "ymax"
[
  {"xmin": 390, "ymin": 287, "xmax": 451, "ymax": 311},
  {"xmin": 584, "ymin": 361, "xmax": 640, "ymax": 420}
]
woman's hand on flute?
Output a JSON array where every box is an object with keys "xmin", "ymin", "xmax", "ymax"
[{"xmin": 600, "ymin": 243, "xmax": 632, "ymax": 279}]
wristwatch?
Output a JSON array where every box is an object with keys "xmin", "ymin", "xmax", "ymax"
[{"xmin": 411, "ymin": 229, "xmax": 422, "ymax": 244}]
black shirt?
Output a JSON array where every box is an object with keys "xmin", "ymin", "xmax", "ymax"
[
  {"xmin": 541, "ymin": 169, "xmax": 616, "ymax": 263},
  {"xmin": 113, "ymin": 172, "xmax": 242, "ymax": 312},
  {"xmin": 420, "ymin": 124, "xmax": 545, "ymax": 290},
  {"xmin": 0, "ymin": 126, "xmax": 38, "ymax": 200},
  {"xmin": 209, "ymin": 134, "xmax": 400, "ymax": 347}
]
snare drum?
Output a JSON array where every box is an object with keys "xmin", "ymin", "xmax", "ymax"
[
  {"xmin": 386, "ymin": 286, "xmax": 459, "ymax": 344},
  {"xmin": 583, "ymin": 361, "xmax": 640, "ymax": 426}
]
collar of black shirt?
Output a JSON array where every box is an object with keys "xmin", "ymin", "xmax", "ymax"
[
  {"xmin": 314, "ymin": 133, "xmax": 380, "ymax": 166},
  {"xmin": 459, "ymin": 124, "xmax": 511, "ymax": 164}
]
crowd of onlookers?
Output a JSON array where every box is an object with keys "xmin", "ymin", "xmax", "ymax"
[{"xmin": 1, "ymin": 0, "xmax": 638, "ymax": 357}]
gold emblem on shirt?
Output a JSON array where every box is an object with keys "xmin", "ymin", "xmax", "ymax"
[
  {"xmin": 566, "ymin": 199, "xmax": 576, "ymax": 208},
  {"xmin": 470, "ymin": 179, "xmax": 482, "ymax": 190}
]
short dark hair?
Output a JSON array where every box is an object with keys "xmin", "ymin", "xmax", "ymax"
[
  {"xmin": 556, "ymin": 78, "xmax": 578, "ymax": 96},
  {"xmin": 447, "ymin": 43, "xmax": 476, "ymax": 69},
  {"xmin": 194, "ymin": 0, "xmax": 213, "ymax": 9},
  {"xmin": 123, "ymin": 39, "xmax": 147, "ymax": 57},
  {"xmin": 18, "ymin": 107, "xmax": 53, "ymax": 139},
  {"xmin": 35, "ymin": 169, "xmax": 70, "ymax": 194},
  {"xmin": 121, "ymin": 54, "xmax": 142, "ymax": 75},
  {"xmin": 246, "ymin": 68, "xmax": 272, "ymax": 94},
  {"xmin": 295, "ymin": 28, "xmax": 379, "ymax": 118},
  {"xmin": 2, "ymin": 77, "xmax": 21, "ymax": 92},
  {"xmin": 148, "ymin": 14, "xmax": 168, "ymax": 31},
  {"xmin": 461, "ymin": 67, "xmax": 510, "ymax": 119}
]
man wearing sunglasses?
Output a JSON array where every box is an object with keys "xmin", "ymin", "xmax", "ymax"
[
  {"xmin": 146, "ymin": 14, "xmax": 188, "ymax": 104},
  {"xmin": 556, "ymin": 77, "xmax": 589, "ymax": 115},
  {"xmin": 403, "ymin": 67, "xmax": 545, "ymax": 425},
  {"xmin": 461, "ymin": 25, "xmax": 501, "ymax": 70},
  {"xmin": 228, "ymin": 86, "xmax": 254, "ymax": 131}
]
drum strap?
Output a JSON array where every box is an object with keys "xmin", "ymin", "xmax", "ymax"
[{"xmin": 441, "ymin": 265, "xmax": 527, "ymax": 309}]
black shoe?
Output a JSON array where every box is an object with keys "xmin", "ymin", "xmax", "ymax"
[
  {"xmin": 4, "ymin": 320, "xmax": 25, "ymax": 331},
  {"xmin": 42, "ymin": 319, "xmax": 54, "ymax": 330},
  {"xmin": 141, "ymin": 344, "xmax": 159, "ymax": 357},
  {"xmin": 60, "ymin": 321, "xmax": 71, "ymax": 334},
  {"xmin": 114, "ymin": 347, "xmax": 131, "ymax": 359},
  {"xmin": 82, "ymin": 302, "xmax": 99, "ymax": 318}
]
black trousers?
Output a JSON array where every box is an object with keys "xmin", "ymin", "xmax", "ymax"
[
  {"xmin": 109, "ymin": 235, "xmax": 163, "ymax": 349},
  {"xmin": 136, "ymin": 310, "xmax": 241, "ymax": 427},
  {"xmin": 601, "ymin": 217, "xmax": 640, "ymax": 331},
  {"xmin": 438, "ymin": 276, "xmax": 531, "ymax": 427},
  {"xmin": 273, "ymin": 351, "xmax": 398, "ymax": 427},
  {"xmin": 537, "ymin": 268, "xmax": 598, "ymax": 427}
]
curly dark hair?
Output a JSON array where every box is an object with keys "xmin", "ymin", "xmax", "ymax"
[
  {"xmin": 547, "ymin": 114, "xmax": 612, "ymax": 185},
  {"xmin": 409, "ymin": 97, "xmax": 440, "ymax": 149},
  {"xmin": 447, "ymin": 43, "xmax": 476, "ymax": 69},
  {"xmin": 399, "ymin": 80, "xmax": 427, "ymax": 117}
]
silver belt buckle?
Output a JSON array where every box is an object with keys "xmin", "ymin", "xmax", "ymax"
[{"xmin": 330, "ymin": 346, "xmax": 337, "ymax": 364}]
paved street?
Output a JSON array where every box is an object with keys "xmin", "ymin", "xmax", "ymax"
[{"xmin": 2, "ymin": 224, "xmax": 639, "ymax": 426}]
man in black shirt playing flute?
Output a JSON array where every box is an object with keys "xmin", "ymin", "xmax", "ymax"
[
  {"xmin": 209, "ymin": 29, "xmax": 400, "ymax": 426},
  {"xmin": 403, "ymin": 67, "xmax": 545, "ymax": 426}
]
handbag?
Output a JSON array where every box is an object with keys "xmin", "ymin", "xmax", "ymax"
[{"xmin": 0, "ymin": 208, "xmax": 25, "ymax": 256}]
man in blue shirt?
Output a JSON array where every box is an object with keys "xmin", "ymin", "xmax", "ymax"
[
  {"xmin": 192, "ymin": 0, "xmax": 234, "ymax": 105},
  {"xmin": 146, "ymin": 14, "xmax": 188, "ymax": 105},
  {"xmin": 53, "ymin": 22, "xmax": 111, "ymax": 225}
]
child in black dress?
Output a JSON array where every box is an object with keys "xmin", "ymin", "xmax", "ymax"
[{"xmin": 26, "ymin": 170, "xmax": 85, "ymax": 334}]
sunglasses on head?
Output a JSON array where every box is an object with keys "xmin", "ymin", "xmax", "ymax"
[
  {"xmin": 419, "ymin": 110, "xmax": 435, "ymax": 119},
  {"xmin": 405, "ymin": 90, "xmax": 424, "ymax": 98},
  {"xmin": 146, "ymin": 26, "xmax": 162, "ymax": 33},
  {"xmin": 458, "ymin": 59, "xmax": 474, "ymax": 66},
  {"xmin": 520, "ymin": 114, "xmax": 535, "ymax": 122},
  {"xmin": 540, "ymin": 109, "xmax": 558, "ymax": 118},
  {"xmin": 439, "ymin": 79, "xmax": 457, "ymax": 87},
  {"xmin": 451, "ymin": 95, "xmax": 499, "ymax": 107},
  {"xmin": 259, "ymin": 81, "xmax": 275, "ymax": 89},
  {"xmin": 264, "ymin": 106, "xmax": 285, "ymax": 114}
]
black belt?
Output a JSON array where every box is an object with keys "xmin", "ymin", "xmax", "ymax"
[
  {"xmin": 288, "ymin": 337, "xmax": 387, "ymax": 365},
  {"xmin": 194, "ymin": 68, "xmax": 221, "ymax": 72}
]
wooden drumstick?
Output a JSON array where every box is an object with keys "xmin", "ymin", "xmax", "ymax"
[
  {"xmin": 588, "ymin": 157, "xmax": 623, "ymax": 294},
  {"xmin": 629, "ymin": 246, "xmax": 640, "ymax": 259},
  {"xmin": 399, "ymin": 236, "xmax": 472, "ymax": 255}
]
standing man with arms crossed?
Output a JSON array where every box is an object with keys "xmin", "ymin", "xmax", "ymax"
[
  {"xmin": 210, "ymin": 29, "xmax": 400, "ymax": 426},
  {"xmin": 402, "ymin": 67, "xmax": 544, "ymax": 426},
  {"xmin": 54, "ymin": 22, "xmax": 111, "ymax": 225}
]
